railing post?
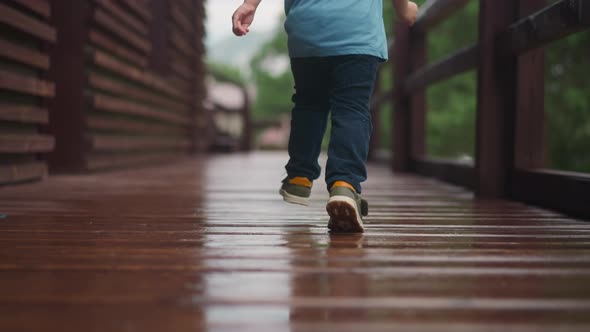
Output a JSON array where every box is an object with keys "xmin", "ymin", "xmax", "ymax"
[
  {"xmin": 514, "ymin": 0, "xmax": 546, "ymax": 170},
  {"xmin": 475, "ymin": 0, "xmax": 519, "ymax": 197},
  {"xmin": 409, "ymin": 32, "xmax": 427, "ymax": 161},
  {"xmin": 392, "ymin": 23, "xmax": 426, "ymax": 171},
  {"xmin": 392, "ymin": 22, "xmax": 411, "ymax": 172}
]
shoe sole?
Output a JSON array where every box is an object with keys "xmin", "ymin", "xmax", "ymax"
[
  {"xmin": 326, "ymin": 196, "xmax": 365, "ymax": 233},
  {"xmin": 279, "ymin": 189, "xmax": 310, "ymax": 206}
]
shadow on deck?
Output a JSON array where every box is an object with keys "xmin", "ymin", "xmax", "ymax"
[{"xmin": 1, "ymin": 152, "xmax": 590, "ymax": 331}]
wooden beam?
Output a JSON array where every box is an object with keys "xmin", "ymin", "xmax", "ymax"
[
  {"xmin": 413, "ymin": 156, "xmax": 476, "ymax": 189},
  {"xmin": 409, "ymin": 32, "xmax": 427, "ymax": 160},
  {"xmin": 405, "ymin": 44, "xmax": 478, "ymax": 93},
  {"xmin": 514, "ymin": 0, "xmax": 546, "ymax": 170},
  {"xmin": 511, "ymin": 169, "xmax": 590, "ymax": 219},
  {"xmin": 497, "ymin": 0, "xmax": 590, "ymax": 56},
  {"xmin": 413, "ymin": 0, "xmax": 471, "ymax": 32},
  {"xmin": 392, "ymin": 22, "xmax": 411, "ymax": 172},
  {"xmin": 475, "ymin": 0, "xmax": 518, "ymax": 197},
  {"xmin": 47, "ymin": 0, "xmax": 92, "ymax": 173}
]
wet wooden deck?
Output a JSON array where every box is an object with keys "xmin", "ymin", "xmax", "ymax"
[{"xmin": 1, "ymin": 152, "xmax": 590, "ymax": 331}]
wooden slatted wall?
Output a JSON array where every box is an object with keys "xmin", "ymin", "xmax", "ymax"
[
  {"xmin": 0, "ymin": 0, "xmax": 56, "ymax": 185},
  {"xmin": 85, "ymin": 0, "xmax": 193, "ymax": 170},
  {"xmin": 192, "ymin": 0, "xmax": 208, "ymax": 152},
  {"xmin": 47, "ymin": 0, "xmax": 208, "ymax": 173}
]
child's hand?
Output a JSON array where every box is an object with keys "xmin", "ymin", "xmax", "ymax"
[
  {"xmin": 232, "ymin": 2, "xmax": 257, "ymax": 36},
  {"xmin": 400, "ymin": 1, "xmax": 418, "ymax": 26}
]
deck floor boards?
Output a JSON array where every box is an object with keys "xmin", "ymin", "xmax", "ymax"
[{"xmin": 1, "ymin": 152, "xmax": 589, "ymax": 331}]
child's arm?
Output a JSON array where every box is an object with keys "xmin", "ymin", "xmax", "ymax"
[
  {"xmin": 393, "ymin": 0, "xmax": 419, "ymax": 25},
  {"xmin": 232, "ymin": 0, "xmax": 262, "ymax": 36}
]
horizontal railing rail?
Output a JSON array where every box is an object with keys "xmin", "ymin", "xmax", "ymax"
[{"xmin": 371, "ymin": 0, "xmax": 590, "ymax": 218}]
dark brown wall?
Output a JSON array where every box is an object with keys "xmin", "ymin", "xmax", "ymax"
[
  {"xmin": 0, "ymin": 0, "xmax": 56, "ymax": 185},
  {"xmin": 46, "ymin": 0, "xmax": 208, "ymax": 173}
]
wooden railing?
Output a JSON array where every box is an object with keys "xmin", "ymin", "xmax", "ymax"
[{"xmin": 371, "ymin": 0, "xmax": 590, "ymax": 217}]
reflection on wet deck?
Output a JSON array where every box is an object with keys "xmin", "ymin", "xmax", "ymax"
[{"xmin": 1, "ymin": 152, "xmax": 590, "ymax": 331}]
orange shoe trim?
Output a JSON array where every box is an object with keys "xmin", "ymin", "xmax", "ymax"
[
  {"xmin": 289, "ymin": 177, "xmax": 312, "ymax": 188},
  {"xmin": 331, "ymin": 181, "xmax": 356, "ymax": 192}
]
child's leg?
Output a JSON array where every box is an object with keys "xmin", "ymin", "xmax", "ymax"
[
  {"xmin": 285, "ymin": 57, "xmax": 331, "ymax": 181},
  {"xmin": 325, "ymin": 55, "xmax": 380, "ymax": 193}
]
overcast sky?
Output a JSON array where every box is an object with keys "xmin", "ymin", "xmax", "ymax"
[{"xmin": 205, "ymin": 0, "xmax": 284, "ymax": 45}]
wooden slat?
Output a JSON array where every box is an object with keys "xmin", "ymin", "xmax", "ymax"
[
  {"xmin": 0, "ymin": 69, "xmax": 55, "ymax": 97},
  {"xmin": 85, "ymin": 152, "xmax": 181, "ymax": 170},
  {"xmin": 170, "ymin": 57, "xmax": 194, "ymax": 81},
  {"xmin": 94, "ymin": 0, "xmax": 148, "ymax": 37},
  {"xmin": 120, "ymin": 0, "xmax": 152, "ymax": 22},
  {"xmin": 86, "ymin": 114, "xmax": 187, "ymax": 136},
  {"xmin": 0, "ymin": 103, "xmax": 48, "ymax": 124},
  {"xmin": 169, "ymin": 27, "xmax": 194, "ymax": 57},
  {"xmin": 93, "ymin": 8, "xmax": 151, "ymax": 54},
  {"xmin": 0, "ymin": 38, "xmax": 50, "ymax": 69},
  {"xmin": 512, "ymin": 169, "xmax": 590, "ymax": 219},
  {"xmin": 87, "ymin": 72, "xmax": 189, "ymax": 114},
  {"xmin": 88, "ymin": 29, "xmax": 148, "ymax": 68},
  {"xmin": 0, "ymin": 161, "xmax": 46, "ymax": 184},
  {"xmin": 498, "ymin": 0, "xmax": 590, "ymax": 56},
  {"xmin": 405, "ymin": 44, "xmax": 478, "ymax": 93},
  {"xmin": 0, "ymin": 3, "xmax": 56, "ymax": 42},
  {"xmin": 0, "ymin": 134, "xmax": 54, "ymax": 153},
  {"xmin": 87, "ymin": 135, "xmax": 191, "ymax": 152},
  {"xmin": 90, "ymin": 93, "xmax": 190, "ymax": 125},
  {"xmin": 170, "ymin": 3, "xmax": 193, "ymax": 35},
  {"xmin": 9, "ymin": 0, "xmax": 51, "ymax": 18},
  {"xmin": 413, "ymin": 156, "xmax": 476, "ymax": 189},
  {"xmin": 413, "ymin": 0, "xmax": 471, "ymax": 32},
  {"xmin": 91, "ymin": 50, "xmax": 184, "ymax": 99}
]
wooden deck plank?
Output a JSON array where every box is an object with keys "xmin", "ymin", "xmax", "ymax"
[{"xmin": 0, "ymin": 152, "xmax": 588, "ymax": 330}]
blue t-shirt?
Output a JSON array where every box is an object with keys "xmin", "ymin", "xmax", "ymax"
[{"xmin": 284, "ymin": 0, "xmax": 388, "ymax": 61}]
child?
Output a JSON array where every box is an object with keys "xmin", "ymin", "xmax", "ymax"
[{"xmin": 232, "ymin": 0, "xmax": 418, "ymax": 233}]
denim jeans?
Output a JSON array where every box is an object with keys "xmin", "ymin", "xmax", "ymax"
[{"xmin": 285, "ymin": 55, "xmax": 380, "ymax": 193}]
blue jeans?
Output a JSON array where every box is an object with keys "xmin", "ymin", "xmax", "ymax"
[{"xmin": 285, "ymin": 55, "xmax": 380, "ymax": 193}]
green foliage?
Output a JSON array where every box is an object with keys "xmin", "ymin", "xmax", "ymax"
[
  {"xmin": 545, "ymin": 31, "xmax": 590, "ymax": 172},
  {"xmin": 246, "ymin": 1, "xmax": 590, "ymax": 172},
  {"xmin": 250, "ymin": 26, "xmax": 294, "ymax": 119},
  {"xmin": 424, "ymin": 1, "xmax": 479, "ymax": 158}
]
